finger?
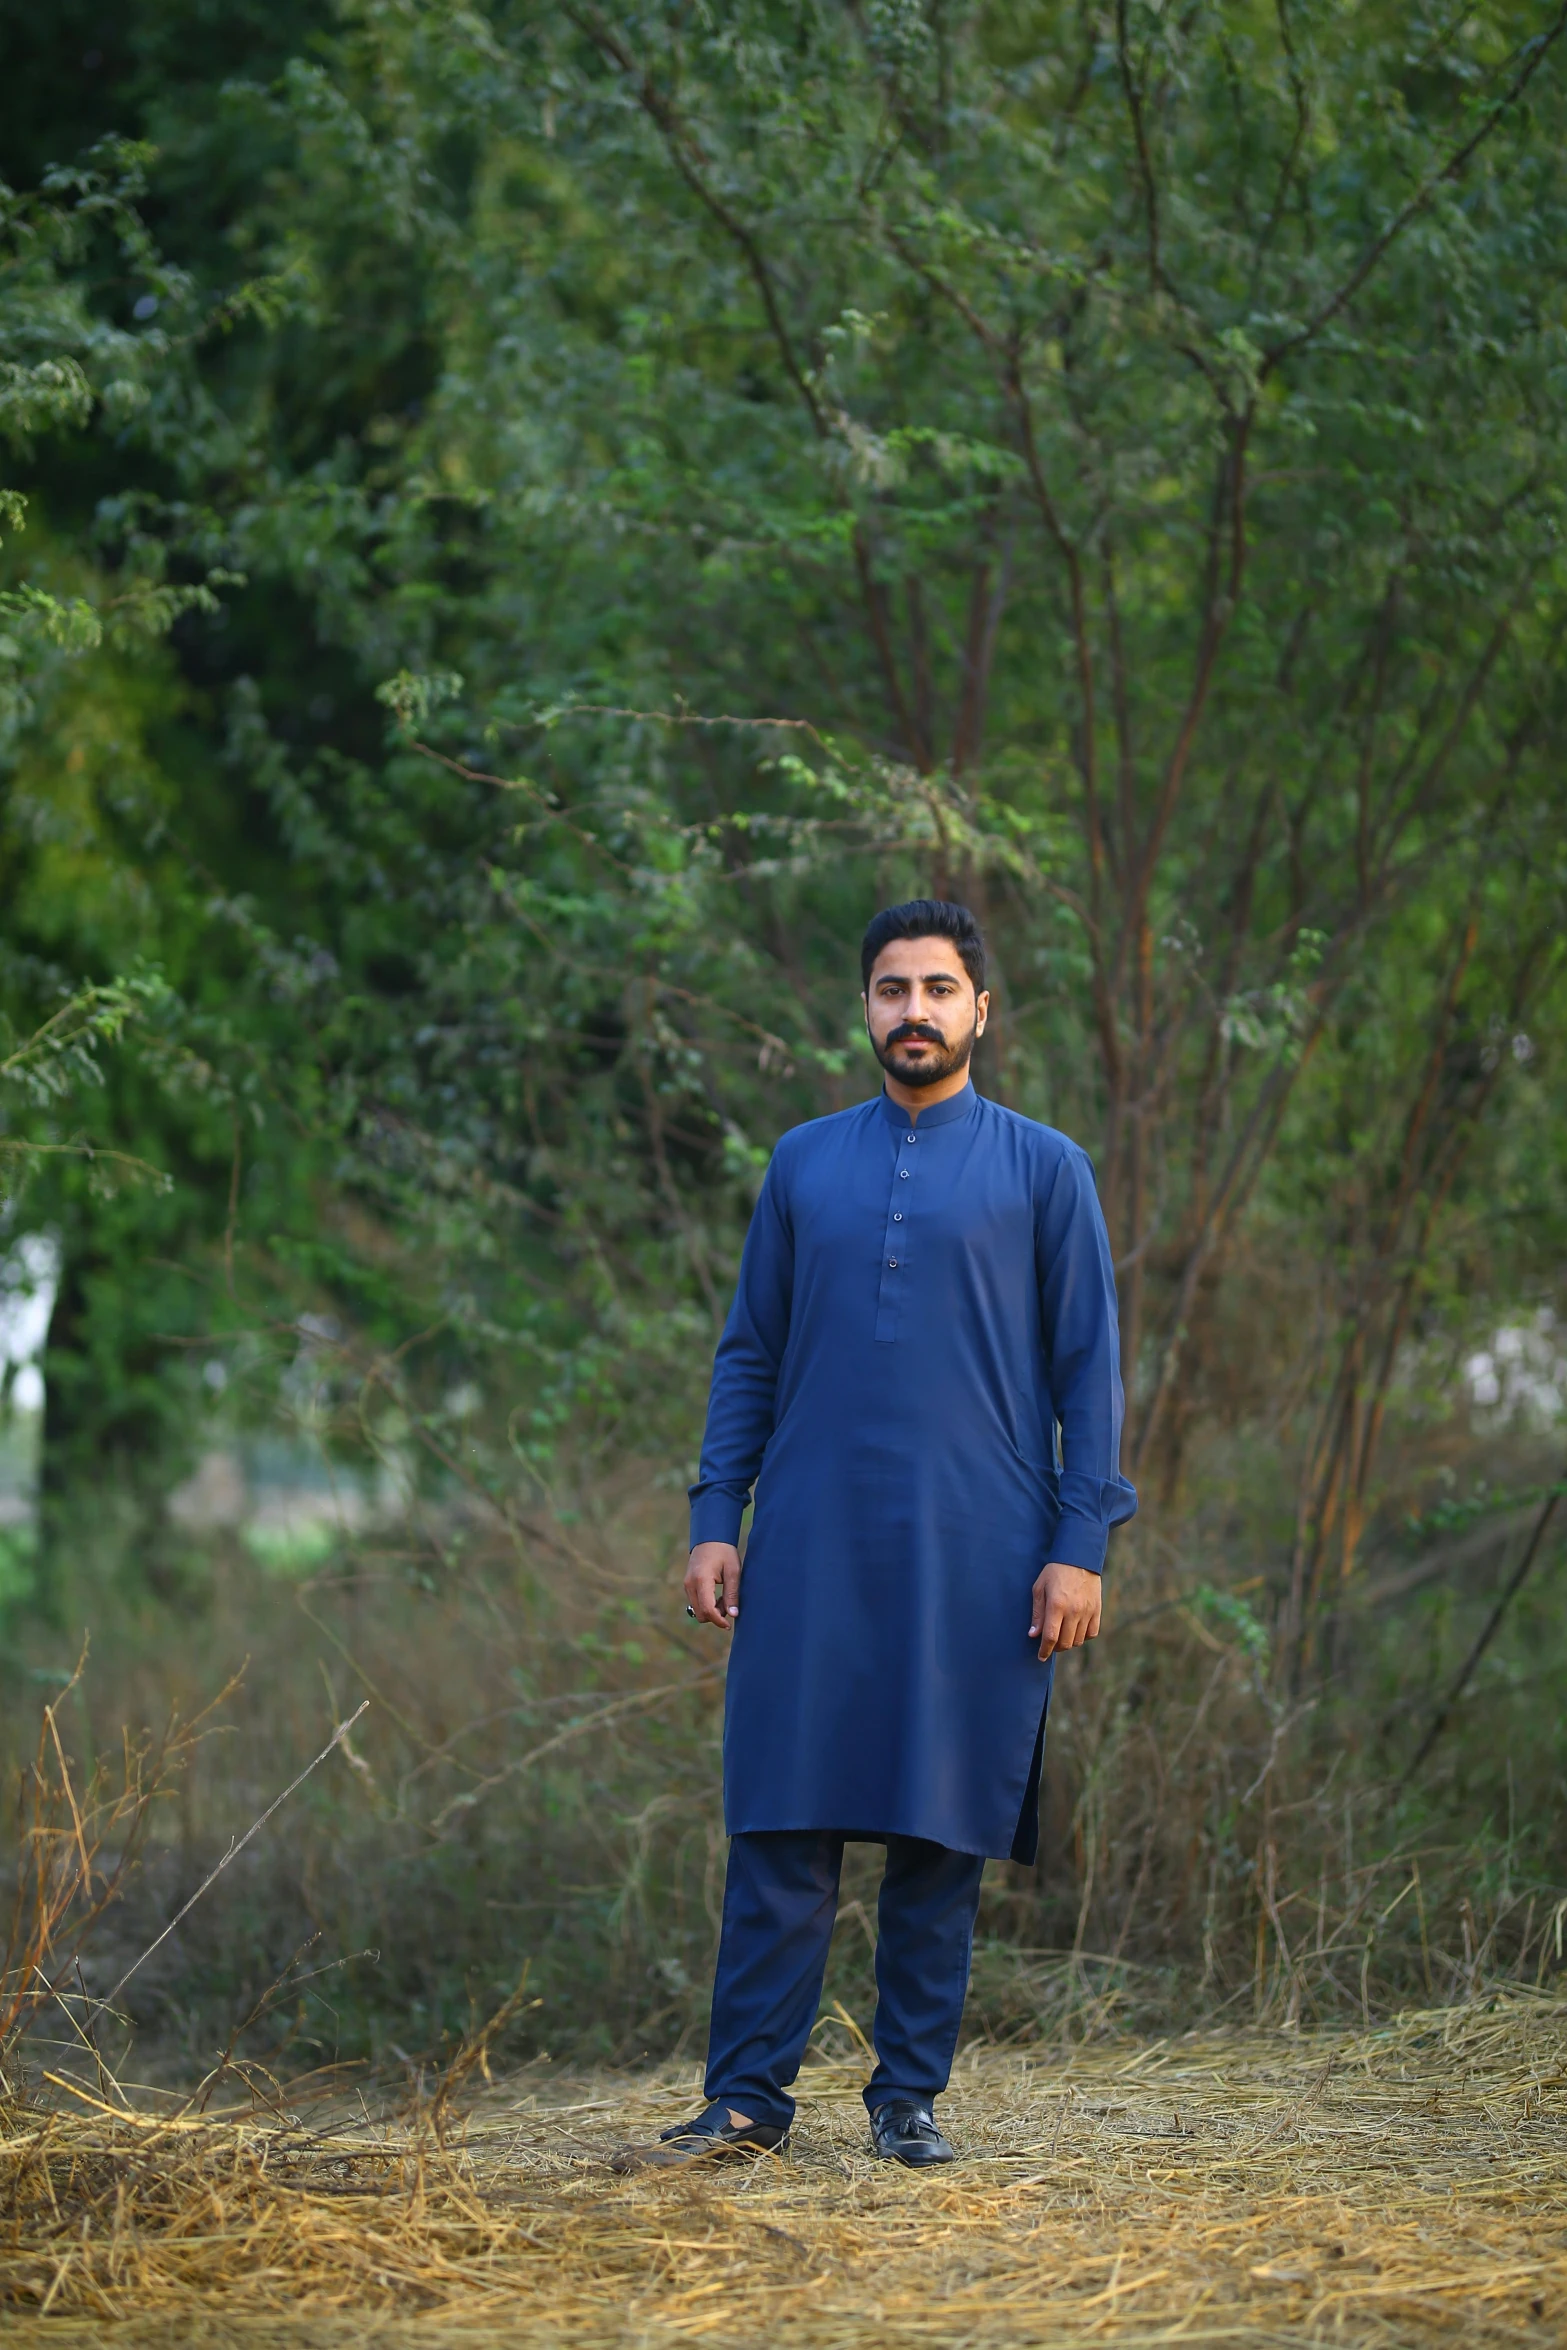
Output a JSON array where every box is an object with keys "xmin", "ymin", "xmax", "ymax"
[
  {"xmin": 685, "ymin": 1568, "xmax": 721, "ymax": 1627},
  {"xmin": 1027, "ymin": 1579, "xmax": 1048, "ymax": 1639},
  {"xmin": 1037, "ymin": 1599, "xmax": 1065, "ymax": 1660},
  {"xmin": 721, "ymin": 1552, "xmax": 740, "ymax": 1620}
]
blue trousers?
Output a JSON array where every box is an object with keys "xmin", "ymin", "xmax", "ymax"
[{"xmin": 703, "ymin": 1830, "xmax": 987, "ymax": 2130}]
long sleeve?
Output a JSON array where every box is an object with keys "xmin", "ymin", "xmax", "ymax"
[
  {"xmin": 688, "ymin": 1151, "xmax": 796, "ymax": 1548},
  {"xmin": 1035, "ymin": 1144, "xmax": 1138, "ymax": 1572}
]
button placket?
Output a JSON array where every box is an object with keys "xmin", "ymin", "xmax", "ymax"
[{"xmin": 876, "ymin": 1125, "xmax": 917, "ymax": 1342}]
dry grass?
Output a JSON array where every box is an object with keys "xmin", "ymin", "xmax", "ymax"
[
  {"xmin": 10, "ymin": 1497, "xmax": 1565, "ymax": 2066},
  {"xmin": 4, "ymin": 1994, "xmax": 1566, "ymax": 2346}
]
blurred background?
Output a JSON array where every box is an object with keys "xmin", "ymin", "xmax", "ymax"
[{"xmin": 2, "ymin": 0, "xmax": 1565, "ymax": 2085}]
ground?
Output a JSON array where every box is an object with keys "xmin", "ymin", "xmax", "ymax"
[{"xmin": 3, "ymin": 1994, "xmax": 1565, "ymax": 2345}]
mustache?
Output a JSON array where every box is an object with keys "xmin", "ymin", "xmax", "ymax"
[{"xmin": 887, "ymin": 1022, "xmax": 947, "ymax": 1046}]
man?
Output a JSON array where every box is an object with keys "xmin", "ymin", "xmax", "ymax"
[{"xmin": 626, "ymin": 899, "xmax": 1135, "ymax": 2171}]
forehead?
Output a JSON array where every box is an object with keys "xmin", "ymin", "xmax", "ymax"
[{"xmin": 866, "ymin": 935, "xmax": 973, "ymax": 990}]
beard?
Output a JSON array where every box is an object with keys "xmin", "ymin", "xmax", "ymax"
[{"xmin": 871, "ymin": 1016, "xmax": 979, "ymax": 1090}]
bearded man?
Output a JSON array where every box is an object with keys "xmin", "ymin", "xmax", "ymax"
[{"xmin": 623, "ymin": 899, "xmax": 1135, "ymax": 2171}]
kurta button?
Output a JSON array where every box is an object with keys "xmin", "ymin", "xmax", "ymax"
[
  {"xmin": 887, "ymin": 1257, "xmax": 898, "ymax": 1268},
  {"xmin": 893, "ymin": 1212, "xmax": 903, "ymax": 1222},
  {"xmin": 898, "ymin": 1169, "xmax": 910, "ymax": 1179},
  {"xmin": 906, "ymin": 1133, "xmax": 917, "ymax": 1143}
]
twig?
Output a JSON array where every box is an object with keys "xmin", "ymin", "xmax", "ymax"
[
  {"xmin": 524, "ymin": 699, "xmax": 829, "ymax": 748},
  {"xmin": 1260, "ymin": 1, "xmax": 1567, "ymax": 378},
  {"xmin": 1401, "ymin": 1487, "xmax": 1563, "ymax": 1785},
  {"xmin": 430, "ymin": 1965, "xmax": 541, "ymax": 2144},
  {"xmin": 100, "ymin": 1703, "xmax": 369, "ymax": 2011},
  {"xmin": 430, "ymin": 1677, "xmax": 717, "ymax": 1834}
]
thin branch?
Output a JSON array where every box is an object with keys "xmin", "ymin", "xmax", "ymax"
[
  {"xmin": 1369, "ymin": 590, "xmax": 1530, "ymax": 882},
  {"xmin": 100, "ymin": 1702, "xmax": 369, "ymax": 2012},
  {"xmin": 1261, "ymin": 5, "xmax": 1567, "ymax": 378},
  {"xmin": 1401, "ymin": 1486, "xmax": 1564, "ymax": 1784},
  {"xmin": 1132, "ymin": 992, "xmax": 1330, "ymax": 1472},
  {"xmin": 1115, "ymin": 0, "xmax": 1164, "ymax": 292},
  {"xmin": 1250, "ymin": 0, "xmax": 1313, "ymax": 282},
  {"xmin": 524, "ymin": 700, "xmax": 831, "ymax": 748},
  {"xmin": 1122, "ymin": 407, "xmax": 1255, "ymax": 961},
  {"xmin": 430, "ymin": 1673, "xmax": 719, "ymax": 1834},
  {"xmin": 572, "ymin": 6, "xmax": 924, "ymax": 760},
  {"xmin": 569, "ymin": 5, "xmax": 828, "ymax": 433}
]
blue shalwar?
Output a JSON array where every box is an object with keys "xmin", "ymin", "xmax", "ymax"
[{"xmin": 689, "ymin": 1081, "xmax": 1136, "ymax": 2124}]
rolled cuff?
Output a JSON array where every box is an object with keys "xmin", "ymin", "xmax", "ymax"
[
  {"xmin": 1046, "ymin": 1509, "xmax": 1109, "ymax": 1574},
  {"xmin": 689, "ymin": 1483, "xmax": 747, "ymax": 1550}
]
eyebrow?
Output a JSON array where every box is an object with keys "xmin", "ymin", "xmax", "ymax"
[{"xmin": 872, "ymin": 969, "xmax": 966, "ymax": 987}]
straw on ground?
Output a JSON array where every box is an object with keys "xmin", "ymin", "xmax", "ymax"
[{"xmin": 4, "ymin": 1993, "xmax": 1566, "ymax": 2345}]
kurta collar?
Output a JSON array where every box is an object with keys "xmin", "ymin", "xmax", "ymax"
[{"xmin": 877, "ymin": 1080, "xmax": 978, "ymax": 1131}]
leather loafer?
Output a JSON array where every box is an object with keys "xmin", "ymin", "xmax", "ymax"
[
  {"xmin": 611, "ymin": 2102, "xmax": 789, "ymax": 2171},
  {"xmin": 870, "ymin": 2100, "xmax": 956, "ymax": 2166}
]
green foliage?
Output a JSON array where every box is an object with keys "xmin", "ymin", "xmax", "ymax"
[
  {"xmin": 0, "ymin": 0, "xmax": 1562, "ymax": 1545},
  {"xmin": 0, "ymin": 0, "xmax": 1565, "ymax": 2047}
]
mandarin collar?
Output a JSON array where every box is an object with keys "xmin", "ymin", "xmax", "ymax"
[{"xmin": 877, "ymin": 1080, "xmax": 977, "ymax": 1132}]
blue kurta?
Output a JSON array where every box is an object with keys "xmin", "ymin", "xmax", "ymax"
[{"xmin": 689, "ymin": 1081, "xmax": 1137, "ymax": 1862}]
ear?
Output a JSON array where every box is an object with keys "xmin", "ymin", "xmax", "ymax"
[{"xmin": 975, "ymin": 986, "xmax": 991, "ymax": 1037}]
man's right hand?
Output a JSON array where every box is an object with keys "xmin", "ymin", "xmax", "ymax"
[{"xmin": 685, "ymin": 1541, "xmax": 742, "ymax": 1628}]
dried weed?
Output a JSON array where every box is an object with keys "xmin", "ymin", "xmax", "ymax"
[{"xmin": 4, "ymin": 1994, "xmax": 1566, "ymax": 2345}]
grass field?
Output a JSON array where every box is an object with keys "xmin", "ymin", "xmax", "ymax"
[{"xmin": 4, "ymin": 1993, "xmax": 1565, "ymax": 2345}]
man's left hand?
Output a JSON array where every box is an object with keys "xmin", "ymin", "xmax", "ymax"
[{"xmin": 1029, "ymin": 1562, "xmax": 1102, "ymax": 1660}]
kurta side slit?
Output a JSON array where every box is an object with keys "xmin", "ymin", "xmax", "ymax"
[{"xmin": 1010, "ymin": 1674, "xmax": 1054, "ymax": 1866}]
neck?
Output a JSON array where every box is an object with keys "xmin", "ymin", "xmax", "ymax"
[{"xmin": 880, "ymin": 1063, "xmax": 974, "ymax": 1114}]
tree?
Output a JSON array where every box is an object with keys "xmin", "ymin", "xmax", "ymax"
[
  {"xmin": 334, "ymin": 0, "xmax": 1567, "ymax": 1634},
  {"xmin": 4, "ymin": 0, "xmax": 1566, "ymax": 1672}
]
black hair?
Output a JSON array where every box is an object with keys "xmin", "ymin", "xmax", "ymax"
[{"xmin": 860, "ymin": 899, "xmax": 986, "ymax": 996}]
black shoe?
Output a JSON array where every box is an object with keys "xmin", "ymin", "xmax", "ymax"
[
  {"xmin": 870, "ymin": 2100, "xmax": 956, "ymax": 2167},
  {"xmin": 611, "ymin": 2101, "xmax": 789, "ymax": 2171}
]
